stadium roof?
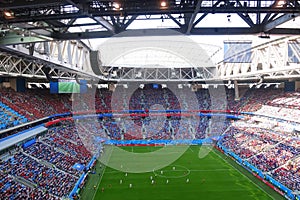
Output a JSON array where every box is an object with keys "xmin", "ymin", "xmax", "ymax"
[
  {"xmin": 1, "ymin": 0, "xmax": 300, "ymax": 45},
  {"xmin": 0, "ymin": 126, "xmax": 47, "ymax": 151},
  {"xmin": 0, "ymin": 1, "xmax": 300, "ymax": 83}
]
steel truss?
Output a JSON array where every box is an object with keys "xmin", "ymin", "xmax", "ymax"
[
  {"xmin": 0, "ymin": 52, "xmax": 77, "ymax": 79},
  {"xmin": 1, "ymin": 35, "xmax": 300, "ymax": 82},
  {"xmin": 216, "ymin": 36, "xmax": 300, "ymax": 81},
  {"xmin": 99, "ymin": 66, "xmax": 215, "ymax": 82},
  {"xmin": 0, "ymin": 0, "xmax": 300, "ymax": 44},
  {"xmin": 0, "ymin": 1, "xmax": 300, "ymax": 82},
  {"xmin": 0, "ymin": 39, "xmax": 102, "ymax": 80}
]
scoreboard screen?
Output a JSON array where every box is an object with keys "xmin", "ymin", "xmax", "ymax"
[
  {"xmin": 59, "ymin": 80, "xmax": 80, "ymax": 93},
  {"xmin": 50, "ymin": 79, "xmax": 87, "ymax": 94}
]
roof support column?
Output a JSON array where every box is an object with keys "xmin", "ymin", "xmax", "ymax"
[
  {"xmin": 296, "ymin": 81, "xmax": 300, "ymax": 91},
  {"xmin": 234, "ymin": 80, "xmax": 240, "ymax": 100}
]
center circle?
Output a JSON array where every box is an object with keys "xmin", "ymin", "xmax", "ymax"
[{"xmin": 153, "ymin": 165, "xmax": 190, "ymax": 178}]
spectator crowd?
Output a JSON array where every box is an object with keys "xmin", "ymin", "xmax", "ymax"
[{"xmin": 0, "ymin": 85, "xmax": 300, "ymax": 198}]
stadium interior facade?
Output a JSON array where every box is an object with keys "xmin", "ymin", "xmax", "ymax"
[{"xmin": 0, "ymin": 0, "xmax": 300, "ymax": 200}]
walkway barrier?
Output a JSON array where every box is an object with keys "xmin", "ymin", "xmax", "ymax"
[
  {"xmin": 265, "ymin": 174, "xmax": 295, "ymax": 199},
  {"xmin": 69, "ymin": 173, "xmax": 87, "ymax": 199},
  {"xmin": 105, "ymin": 138, "xmax": 213, "ymax": 146}
]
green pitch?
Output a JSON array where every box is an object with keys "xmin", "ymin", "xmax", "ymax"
[{"xmin": 80, "ymin": 145, "xmax": 285, "ymax": 200}]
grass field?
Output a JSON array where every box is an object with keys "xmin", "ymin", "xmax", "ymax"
[{"xmin": 80, "ymin": 145, "xmax": 285, "ymax": 200}]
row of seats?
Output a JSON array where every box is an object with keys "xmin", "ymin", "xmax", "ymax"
[
  {"xmin": 218, "ymin": 120, "xmax": 300, "ymax": 191},
  {"xmin": 272, "ymin": 158, "xmax": 300, "ymax": 191},
  {"xmin": 0, "ymin": 102, "xmax": 27, "ymax": 130},
  {"xmin": 0, "ymin": 87, "xmax": 298, "ymax": 129},
  {"xmin": 0, "ymin": 152, "xmax": 76, "ymax": 197},
  {"xmin": 0, "ymin": 171, "xmax": 58, "ymax": 200},
  {"xmin": 0, "ymin": 121, "xmax": 95, "ymax": 199}
]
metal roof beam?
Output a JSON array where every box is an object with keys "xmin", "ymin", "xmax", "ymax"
[
  {"xmin": 237, "ymin": 13, "xmax": 255, "ymax": 27},
  {"xmin": 62, "ymin": 18, "xmax": 77, "ymax": 33},
  {"xmin": 262, "ymin": 13, "xmax": 272, "ymax": 24},
  {"xmin": 93, "ymin": 16, "xmax": 115, "ymax": 33},
  {"xmin": 52, "ymin": 27, "xmax": 300, "ymax": 40},
  {"xmin": 167, "ymin": 14, "xmax": 182, "ymax": 28},
  {"xmin": 2, "ymin": 6, "xmax": 300, "ymax": 24},
  {"xmin": 0, "ymin": 0, "xmax": 63, "ymax": 9},
  {"xmin": 191, "ymin": 0, "xmax": 223, "ymax": 28},
  {"xmin": 186, "ymin": 0, "xmax": 203, "ymax": 34},
  {"xmin": 123, "ymin": 15, "xmax": 138, "ymax": 29},
  {"xmin": 264, "ymin": 13, "xmax": 300, "ymax": 32},
  {"xmin": 0, "ymin": 32, "xmax": 52, "ymax": 46},
  {"xmin": 65, "ymin": 0, "xmax": 84, "ymax": 10},
  {"xmin": 235, "ymin": 1, "xmax": 254, "ymax": 27}
]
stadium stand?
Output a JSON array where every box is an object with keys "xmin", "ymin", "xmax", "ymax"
[
  {"xmin": 0, "ymin": 120, "xmax": 97, "ymax": 199},
  {"xmin": 0, "ymin": 152, "xmax": 77, "ymax": 197},
  {"xmin": 0, "ymin": 102, "xmax": 27, "ymax": 130},
  {"xmin": 0, "ymin": 171, "xmax": 58, "ymax": 200},
  {"xmin": 0, "ymin": 87, "xmax": 300, "ymax": 199},
  {"xmin": 0, "ymin": 88, "xmax": 71, "ymax": 121},
  {"xmin": 218, "ymin": 116, "xmax": 300, "ymax": 194},
  {"xmin": 271, "ymin": 158, "xmax": 300, "ymax": 191}
]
